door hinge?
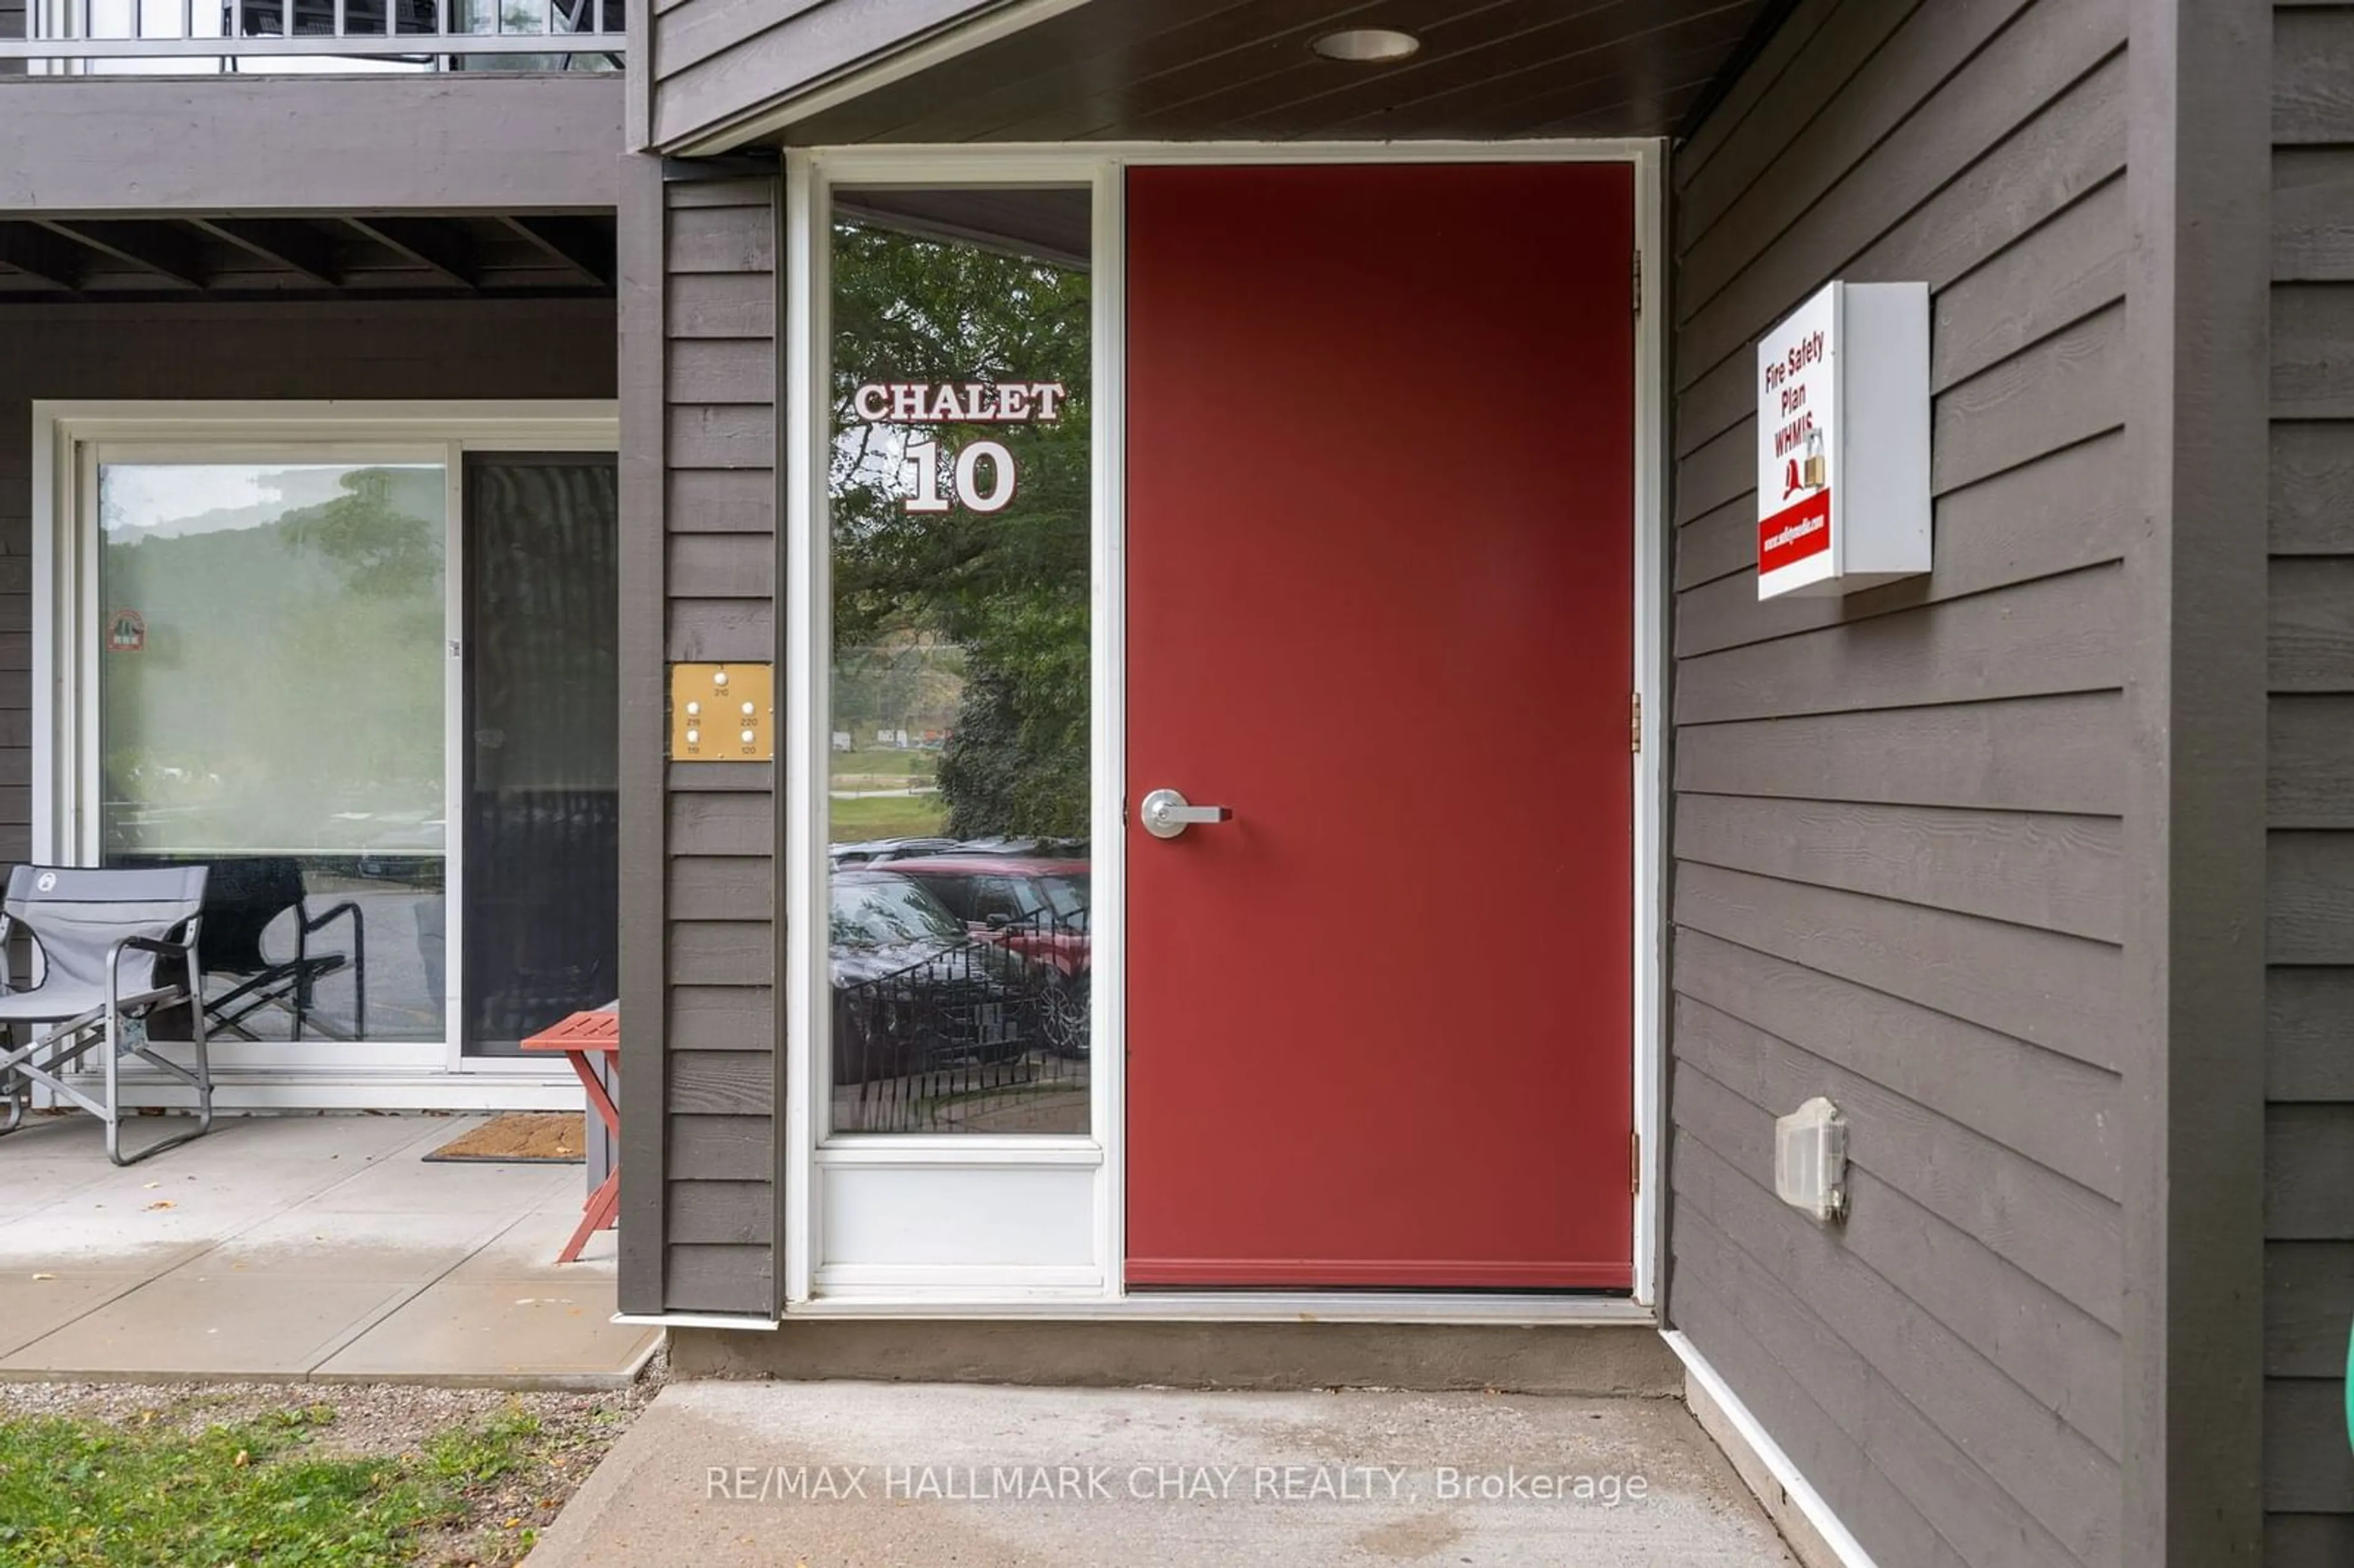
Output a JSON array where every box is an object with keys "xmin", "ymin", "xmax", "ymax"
[
  {"xmin": 1631, "ymin": 1132, "xmax": 1642, "ymax": 1195},
  {"xmin": 1631, "ymin": 691, "xmax": 1643, "ymax": 753},
  {"xmin": 1632, "ymin": 249, "xmax": 1643, "ymax": 314}
]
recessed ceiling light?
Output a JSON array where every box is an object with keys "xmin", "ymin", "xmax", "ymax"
[{"xmin": 1310, "ymin": 28, "xmax": 1421, "ymax": 63}]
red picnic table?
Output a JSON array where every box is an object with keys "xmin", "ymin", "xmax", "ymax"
[{"xmin": 520, "ymin": 1010, "xmax": 621, "ymax": 1264}]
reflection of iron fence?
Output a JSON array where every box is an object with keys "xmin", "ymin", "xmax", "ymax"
[
  {"xmin": 832, "ymin": 934, "xmax": 1087, "ymax": 1134},
  {"xmin": 985, "ymin": 907, "xmax": 1089, "ymax": 1047}
]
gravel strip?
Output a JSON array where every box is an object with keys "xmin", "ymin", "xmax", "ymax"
[{"xmin": 0, "ymin": 1366, "xmax": 660, "ymax": 1442}]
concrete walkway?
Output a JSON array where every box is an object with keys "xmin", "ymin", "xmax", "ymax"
[
  {"xmin": 0, "ymin": 1111, "xmax": 658, "ymax": 1386},
  {"xmin": 527, "ymin": 1381, "xmax": 1797, "ymax": 1567}
]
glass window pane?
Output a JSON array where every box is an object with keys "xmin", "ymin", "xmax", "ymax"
[
  {"xmin": 97, "ymin": 459, "xmax": 448, "ymax": 1043},
  {"xmin": 826, "ymin": 185, "xmax": 1093, "ymax": 1136},
  {"xmin": 462, "ymin": 455, "xmax": 619, "ymax": 1056}
]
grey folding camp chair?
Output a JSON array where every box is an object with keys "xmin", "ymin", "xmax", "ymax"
[{"xmin": 0, "ymin": 866, "xmax": 213, "ymax": 1166}]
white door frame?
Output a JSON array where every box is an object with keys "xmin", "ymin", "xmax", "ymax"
[
  {"xmin": 782, "ymin": 140, "xmax": 1668, "ymax": 1311},
  {"xmin": 31, "ymin": 400, "xmax": 618, "ymax": 1109}
]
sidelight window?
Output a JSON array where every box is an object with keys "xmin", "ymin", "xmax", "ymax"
[{"xmin": 823, "ymin": 184, "xmax": 1094, "ymax": 1137}]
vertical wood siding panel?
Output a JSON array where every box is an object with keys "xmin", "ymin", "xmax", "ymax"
[
  {"xmin": 619, "ymin": 152, "xmax": 672, "ymax": 1315},
  {"xmin": 1675, "ymin": 927, "xmax": 2125, "ymax": 1198},
  {"xmin": 1673, "ymin": 1114, "xmax": 2122, "ymax": 1547},
  {"xmin": 2253, "ymin": 1, "xmax": 2345, "ymax": 1553},
  {"xmin": 2266, "ymin": 1513, "xmax": 2354, "ymax": 1567},
  {"xmin": 660, "ymin": 172, "xmax": 780, "ymax": 1315},
  {"xmin": 1671, "ymin": 1266, "xmax": 1970, "ymax": 1568},
  {"xmin": 663, "ymin": 1243, "xmax": 775, "ymax": 1313},
  {"xmin": 1668, "ymin": 1, "xmax": 2135, "ymax": 1562},
  {"xmin": 1678, "ymin": 426, "xmax": 2136, "ymax": 658},
  {"xmin": 2269, "ymin": 82, "xmax": 2354, "ymax": 1521}
]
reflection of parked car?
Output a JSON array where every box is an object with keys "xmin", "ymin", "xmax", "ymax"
[
  {"xmin": 829, "ymin": 870, "xmax": 1046, "ymax": 1083},
  {"xmin": 941, "ymin": 836, "xmax": 1087, "ymax": 861},
  {"xmin": 883, "ymin": 856, "xmax": 1090, "ymax": 965},
  {"xmin": 829, "ymin": 836, "xmax": 962, "ymax": 867},
  {"xmin": 828, "ymin": 835, "xmax": 1089, "ymax": 867},
  {"xmin": 882, "ymin": 856, "xmax": 1089, "ymax": 1055}
]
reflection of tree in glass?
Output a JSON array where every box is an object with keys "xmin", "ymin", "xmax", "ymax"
[
  {"xmin": 97, "ymin": 465, "xmax": 446, "ymax": 854},
  {"xmin": 273, "ymin": 468, "xmax": 446, "ymax": 820},
  {"xmin": 830, "ymin": 218, "xmax": 1091, "ymax": 840},
  {"xmin": 281, "ymin": 467, "xmax": 443, "ymax": 598},
  {"xmin": 834, "ymin": 633, "xmax": 964, "ymax": 744}
]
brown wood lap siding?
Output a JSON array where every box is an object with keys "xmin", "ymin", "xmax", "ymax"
[
  {"xmin": 1666, "ymin": 0, "xmax": 2134, "ymax": 1564},
  {"xmin": 619, "ymin": 159, "xmax": 782, "ymax": 1317},
  {"xmin": 2268, "ymin": 4, "xmax": 2354, "ymax": 1558}
]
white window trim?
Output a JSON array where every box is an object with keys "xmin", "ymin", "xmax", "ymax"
[
  {"xmin": 31, "ymin": 400, "xmax": 618, "ymax": 1105},
  {"xmin": 782, "ymin": 140, "xmax": 1669, "ymax": 1312}
]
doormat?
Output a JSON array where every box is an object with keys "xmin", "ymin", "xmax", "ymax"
[{"xmin": 422, "ymin": 1113, "xmax": 586, "ymax": 1164}]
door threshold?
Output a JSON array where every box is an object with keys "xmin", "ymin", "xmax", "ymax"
[{"xmin": 784, "ymin": 1292, "xmax": 1656, "ymax": 1326}]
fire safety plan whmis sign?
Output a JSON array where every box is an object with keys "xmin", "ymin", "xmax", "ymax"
[{"xmin": 1756, "ymin": 280, "xmax": 1932, "ymax": 599}]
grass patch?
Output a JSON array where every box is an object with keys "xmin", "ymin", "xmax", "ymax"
[
  {"xmin": 828, "ymin": 791, "xmax": 949, "ymax": 841},
  {"xmin": 831, "ymin": 747, "xmax": 935, "ymax": 780},
  {"xmin": 0, "ymin": 1401, "xmax": 558, "ymax": 1567}
]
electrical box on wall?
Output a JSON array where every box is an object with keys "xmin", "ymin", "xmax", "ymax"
[
  {"xmin": 1756, "ymin": 280, "xmax": 1932, "ymax": 599},
  {"xmin": 670, "ymin": 663, "xmax": 774, "ymax": 761},
  {"xmin": 1774, "ymin": 1096, "xmax": 1849, "ymax": 1224}
]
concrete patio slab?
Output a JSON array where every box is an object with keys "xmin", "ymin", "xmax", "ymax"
[
  {"xmin": 172, "ymin": 1206, "xmax": 520, "ymax": 1281},
  {"xmin": 0, "ymin": 1212, "xmax": 246, "ymax": 1277},
  {"xmin": 314, "ymin": 1274, "xmax": 652, "ymax": 1385},
  {"xmin": 0, "ymin": 1273, "xmax": 138, "ymax": 1358},
  {"xmin": 447, "ymin": 1206, "xmax": 620, "ymax": 1280},
  {"xmin": 526, "ymin": 1381, "xmax": 1796, "ymax": 1568},
  {"xmin": 0, "ymin": 1112, "xmax": 658, "ymax": 1387},
  {"xmin": 0, "ymin": 1160, "xmax": 114, "ymax": 1222},
  {"xmin": 298, "ymin": 1155, "xmax": 581, "ymax": 1215},
  {"xmin": 177, "ymin": 1112, "xmax": 438, "ymax": 1162},
  {"xmin": 3, "ymin": 1274, "xmax": 416, "ymax": 1376}
]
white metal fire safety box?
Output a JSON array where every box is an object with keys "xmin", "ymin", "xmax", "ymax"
[{"xmin": 1755, "ymin": 280, "xmax": 1932, "ymax": 599}]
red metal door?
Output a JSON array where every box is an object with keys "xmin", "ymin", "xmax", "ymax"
[{"xmin": 1124, "ymin": 163, "xmax": 1636, "ymax": 1288}]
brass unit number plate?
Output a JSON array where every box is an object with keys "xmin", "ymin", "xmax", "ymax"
[{"xmin": 670, "ymin": 663, "xmax": 774, "ymax": 761}]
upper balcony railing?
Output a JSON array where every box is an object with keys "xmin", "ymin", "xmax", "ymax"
[{"xmin": 0, "ymin": 0, "xmax": 622, "ymax": 72}]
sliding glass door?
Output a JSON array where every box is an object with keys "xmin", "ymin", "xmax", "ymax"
[
  {"xmin": 96, "ymin": 452, "xmax": 449, "ymax": 1046},
  {"xmin": 460, "ymin": 454, "xmax": 619, "ymax": 1057},
  {"xmin": 77, "ymin": 435, "xmax": 618, "ymax": 1074}
]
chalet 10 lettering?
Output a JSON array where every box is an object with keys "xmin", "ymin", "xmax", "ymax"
[{"xmin": 851, "ymin": 380, "xmax": 1069, "ymax": 516}]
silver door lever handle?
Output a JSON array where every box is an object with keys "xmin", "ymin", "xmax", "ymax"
[{"xmin": 1140, "ymin": 788, "xmax": 1232, "ymax": 840}]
